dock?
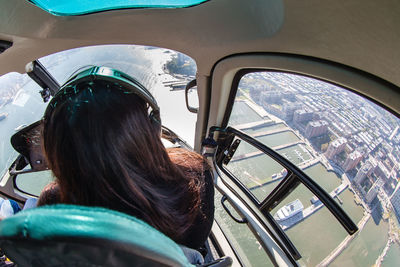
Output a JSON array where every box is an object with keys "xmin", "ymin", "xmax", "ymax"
[
  {"xmin": 162, "ymin": 79, "xmax": 191, "ymax": 91},
  {"xmin": 277, "ymin": 183, "xmax": 349, "ymax": 231}
]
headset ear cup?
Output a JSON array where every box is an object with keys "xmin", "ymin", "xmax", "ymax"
[{"xmin": 149, "ymin": 110, "xmax": 162, "ymax": 128}]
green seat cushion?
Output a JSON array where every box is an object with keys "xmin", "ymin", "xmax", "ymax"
[{"xmin": 0, "ymin": 204, "xmax": 192, "ymax": 266}]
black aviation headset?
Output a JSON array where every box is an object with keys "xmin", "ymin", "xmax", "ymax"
[
  {"xmin": 43, "ymin": 65, "xmax": 161, "ymax": 126},
  {"xmin": 11, "ymin": 66, "xmax": 161, "ymax": 173}
]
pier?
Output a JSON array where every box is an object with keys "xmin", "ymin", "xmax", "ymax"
[
  {"xmin": 231, "ymin": 140, "xmax": 305, "ymax": 164},
  {"xmin": 162, "ymin": 80, "xmax": 190, "ymax": 91},
  {"xmin": 252, "ymin": 128, "xmax": 290, "ymax": 137},
  {"xmin": 235, "ymin": 120, "xmax": 275, "ymax": 130},
  {"xmin": 277, "ymin": 183, "xmax": 349, "ymax": 231}
]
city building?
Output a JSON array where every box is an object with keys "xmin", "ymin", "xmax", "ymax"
[
  {"xmin": 293, "ymin": 109, "xmax": 313, "ymax": 124},
  {"xmin": 261, "ymin": 90, "xmax": 282, "ymax": 104},
  {"xmin": 385, "ymin": 154, "xmax": 397, "ymax": 170},
  {"xmin": 305, "ymin": 120, "xmax": 328, "ymax": 138},
  {"xmin": 325, "ymin": 137, "xmax": 347, "ymax": 159},
  {"xmin": 366, "ymin": 181, "xmax": 379, "ymax": 203},
  {"xmin": 375, "ymin": 162, "xmax": 391, "ymax": 183},
  {"xmin": 390, "ymin": 183, "xmax": 400, "ymax": 217},
  {"xmin": 282, "ymin": 101, "xmax": 299, "ymax": 121},
  {"xmin": 282, "ymin": 91, "xmax": 296, "ymax": 101},
  {"xmin": 354, "ymin": 160, "xmax": 375, "ymax": 185},
  {"xmin": 343, "ymin": 150, "xmax": 363, "ymax": 172}
]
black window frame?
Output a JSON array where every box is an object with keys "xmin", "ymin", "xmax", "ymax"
[{"xmin": 210, "ymin": 68, "xmax": 389, "ymax": 262}]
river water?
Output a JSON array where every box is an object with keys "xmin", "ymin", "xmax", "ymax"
[{"xmin": 382, "ymin": 242, "xmax": 400, "ymax": 266}]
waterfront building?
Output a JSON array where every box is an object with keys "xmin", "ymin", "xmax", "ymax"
[
  {"xmin": 393, "ymin": 133, "xmax": 400, "ymax": 144},
  {"xmin": 282, "ymin": 101, "xmax": 299, "ymax": 121},
  {"xmin": 261, "ymin": 90, "xmax": 282, "ymax": 104},
  {"xmin": 293, "ymin": 109, "xmax": 313, "ymax": 124},
  {"xmin": 325, "ymin": 137, "xmax": 347, "ymax": 159},
  {"xmin": 305, "ymin": 120, "xmax": 328, "ymax": 138},
  {"xmin": 354, "ymin": 161, "xmax": 375, "ymax": 185},
  {"xmin": 249, "ymin": 86, "xmax": 264, "ymax": 103},
  {"xmin": 390, "ymin": 183, "xmax": 400, "ymax": 218},
  {"xmin": 375, "ymin": 162, "xmax": 391, "ymax": 183},
  {"xmin": 353, "ymin": 135, "xmax": 364, "ymax": 145},
  {"xmin": 343, "ymin": 150, "xmax": 363, "ymax": 172},
  {"xmin": 389, "ymin": 125, "xmax": 399, "ymax": 140},
  {"xmin": 384, "ymin": 153, "xmax": 397, "ymax": 170},
  {"xmin": 366, "ymin": 181, "xmax": 379, "ymax": 203},
  {"xmin": 282, "ymin": 91, "xmax": 296, "ymax": 101}
]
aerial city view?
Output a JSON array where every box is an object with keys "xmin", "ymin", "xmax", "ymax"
[{"xmin": 225, "ymin": 72, "xmax": 400, "ymax": 266}]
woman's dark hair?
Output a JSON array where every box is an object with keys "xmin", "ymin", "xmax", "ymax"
[
  {"xmin": 167, "ymin": 148, "xmax": 214, "ymax": 249},
  {"xmin": 37, "ymin": 181, "xmax": 61, "ymax": 207},
  {"xmin": 42, "ymin": 79, "xmax": 202, "ymax": 241}
]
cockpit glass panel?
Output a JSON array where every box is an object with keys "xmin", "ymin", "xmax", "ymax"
[
  {"xmin": 214, "ymin": 189, "xmax": 274, "ymax": 267},
  {"xmin": 0, "ymin": 72, "xmax": 47, "ymax": 179},
  {"xmin": 1, "ymin": 44, "xmax": 197, "ymax": 188},
  {"xmin": 222, "ymin": 136, "xmax": 289, "ymax": 203},
  {"xmin": 39, "ymin": 45, "xmax": 197, "ymax": 145},
  {"xmin": 15, "ymin": 170, "xmax": 54, "ymax": 197},
  {"xmin": 28, "ymin": 0, "xmax": 208, "ymax": 16},
  {"xmin": 226, "ymin": 71, "xmax": 400, "ymax": 266}
]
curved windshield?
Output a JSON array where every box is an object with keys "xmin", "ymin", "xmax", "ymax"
[
  {"xmin": 0, "ymin": 73, "xmax": 48, "ymax": 177},
  {"xmin": 0, "ymin": 45, "xmax": 197, "ymax": 179},
  {"xmin": 224, "ymin": 71, "xmax": 400, "ymax": 266}
]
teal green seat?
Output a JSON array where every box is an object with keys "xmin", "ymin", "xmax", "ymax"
[{"xmin": 0, "ymin": 204, "xmax": 193, "ymax": 266}]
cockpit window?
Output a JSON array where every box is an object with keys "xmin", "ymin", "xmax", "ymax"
[
  {"xmin": 0, "ymin": 73, "xmax": 47, "ymax": 178},
  {"xmin": 0, "ymin": 45, "xmax": 197, "ymax": 181},
  {"xmin": 224, "ymin": 71, "xmax": 400, "ymax": 266},
  {"xmin": 28, "ymin": 0, "xmax": 208, "ymax": 16},
  {"xmin": 38, "ymin": 45, "xmax": 197, "ymax": 144}
]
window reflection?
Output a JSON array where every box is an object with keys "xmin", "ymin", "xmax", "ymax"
[{"xmin": 0, "ymin": 72, "xmax": 46, "ymax": 179}]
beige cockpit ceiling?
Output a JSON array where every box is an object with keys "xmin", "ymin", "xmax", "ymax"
[{"xmin": 0, "ymin": 0, "xmax": 399, "ymax": 87}]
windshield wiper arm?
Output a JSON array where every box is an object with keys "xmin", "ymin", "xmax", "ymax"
[{"xmin": 26, "ymin": 60, "xmax": 60, "ymax": 102}]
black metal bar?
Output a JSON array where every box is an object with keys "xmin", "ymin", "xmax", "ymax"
[
  {"xmin": 216, "ymin": 126, "xmax": 358, "ymax": 235},
  {"xmin": 26, "ymin": 60, "xmax": 60, "ymax": 101},
  {"xmin": 261, "ymin": 174, "xmax": 301, "ymax": 212},
  {"xmin": 263, "ymin": 210, "xmax": 302, "ymax": 260},
  {"xmin": 0, "ymin": 40, "xmax": 12, "ymax": 54},
  {"xmin": 185, "ymin": 79, "xmax": 198, "ymax": 113},
  {"xmin": 221, "ymin": 195, "xmax": 247, "ymax": 224},
  {"xmin": 214, "ymin": 156, "xmax": 301, "ymax": 262}
]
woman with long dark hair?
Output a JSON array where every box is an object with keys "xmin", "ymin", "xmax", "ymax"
[{"xmin": 42, "ymin": 66, "xmax": 213, "ymax": 250}]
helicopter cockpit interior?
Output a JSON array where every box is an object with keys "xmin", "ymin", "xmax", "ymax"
[{"xmin": 1, "ymin": 0, "xmax": 400, "ymax": 266}]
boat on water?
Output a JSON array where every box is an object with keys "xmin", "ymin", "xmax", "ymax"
[
  {"xmin": 274, "ymin": 199, "xmax": 304, "ymax": 221},
  {"xmin": 0, "ymin": 112, "xmax": 8, "ymax": 121}
]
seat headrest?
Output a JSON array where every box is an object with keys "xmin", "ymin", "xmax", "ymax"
[{"xmin": 0, "ymin": 204, "xmax": 193, "ymax": 267}]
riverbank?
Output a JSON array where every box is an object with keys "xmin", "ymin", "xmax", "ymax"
[{"xmin": 317, "ymin": 213, "xmax": 371, "ymax": 266}]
